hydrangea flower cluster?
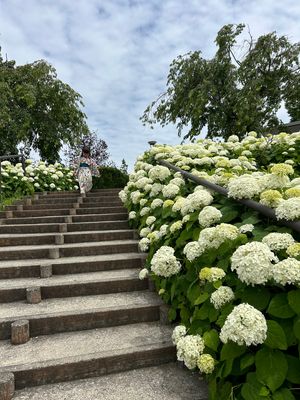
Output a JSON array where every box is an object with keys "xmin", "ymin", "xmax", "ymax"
[
  {"xmin": 210, "ymin": 286, "xmax": 235, "ymax": 309},
  {"xmin": 150, "ymin": 246, "xmax": 181, "ymax": 277},
  {"xmin": 220, "ymin": 303, "xmax": 267, "ymax": 346},
  {"xmin": 176, "ymin": 334, "xmax": 205, "ymax": 369}
]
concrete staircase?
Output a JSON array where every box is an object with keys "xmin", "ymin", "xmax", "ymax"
[{"xmin": 0, "ymin": 189, "xmax": 208, "ymax": 399}]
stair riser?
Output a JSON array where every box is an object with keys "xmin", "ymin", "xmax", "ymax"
[
  {"xmin": 0, "ymin": 306, "xmax": 159, "ymax": 339},
  {"xmin": 79, "ymin": 201, "xmax": 122, "ymax": 208},
  {"xmin": 9, "ymin": 346, "xmax": 175, "ymax": 389},
  {"xmin": 76, "ymin": 207, "xmax": 125, "ymax": 215},
  {"xmin": 24, "ymin": 204, "xmax": 76, "ymax": 210},
  {"xmin": 0, "ymin": 243, "xmax": 138, "ymax": 260},
  {"xmin": 0, "ymin": 231, "xmax": 134, "ymax": 247},
  {"xmin": 0, "ymin": 278, "xmax": 147, "ymax": 303},
  {"xmin": 0, "ymin": 257, "xmax": 143, "ymax": 279},
  {"xmin": 0, "ymin": 221, "xmax": 129, "ymax": 234},
  {"xmin": 13, "ymin": 210, "xmax": 70, "ymax": 217},
  {"xmin": 73, "ymin": 214, "xmax": 128, "ymax": 222},
  {"xmin": 2, "ymin": 213, "xmax": 128, "ymax": 225},
  {"xmin": 0, "ymin": 225, "xmax": 61, "ymax": 234}
]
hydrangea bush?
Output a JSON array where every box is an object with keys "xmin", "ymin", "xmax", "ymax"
[
  {"xmin": 0, "ymin": 159, "xmax": 78, "ymax": 199},
  {"xmin": 119, "ymin": 131, "xmax": 300, "ymax": 400}
]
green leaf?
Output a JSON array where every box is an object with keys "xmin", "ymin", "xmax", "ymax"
[
  {"xmin": 220, "ymin": 209, "xmax": 239, "ymax": 223},
  {"xmin": 255, "ymin": 348, "xmax": 288, "ymax": 392},
  {"xmin": 194, "ymin": 291, "xmax": 209, "ymax": 305},
  {"xmin": 264, "ymin": 320, "xmax": 287, "ymax": 350},
  {"xmin": 240, "ymin": 353, "xmax": 255, "ymax": 370},
  {"xmin": 267, "ymin": 293, "xmax": 295, "ymax": 319},
  {"xmin": 187, "ymin": 282, "xmax": 202, "ymax": 304},
  {"xmin": 220, "ymin": 341, "xmax": 247, "ymax": 361},
  {"xmin": 293, "ymin": 316, "xmax": 300, "ymax": 340},
  {"xmin": 273, "ymin": 388, "xmax": 295, "ymax": 400},
  {"xmin": 288, "ymin": 290, "xmax": 300, "ymax": 314},
  {"xmin": 241, "ymin": 373, "xmax": 268, "ymax": 400},
  {"xmin": 168, "ymin": 307, "xmax": 177, "ymax": 321},
  {"xmin": 286, "ymin": 354, "xmax": 300, "ymax": 384},
  {"xmin": 203, "ymin": 329, "xmax": 219, "ymax": 351},
  {"xmin": 192, "ymin": 227, "xmax": 201, "ymax": 240},
  {"xmin": 241, "ymin": 287, "xmax": 271, "ymax": 311}
]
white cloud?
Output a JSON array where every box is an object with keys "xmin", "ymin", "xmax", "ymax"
[{"xmin": 0, "ymin": 0, "xmax": 299, "ymax": 170}]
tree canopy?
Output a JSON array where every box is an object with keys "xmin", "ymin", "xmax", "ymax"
[
  {"xmin": 0, "ymin": 50, "xmax": 89, "ymax": 162},
  {"xmin": 141, "ymin": 24, "xmax": 300, "ymax": 140}
]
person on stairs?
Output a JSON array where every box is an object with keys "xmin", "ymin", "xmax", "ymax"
[{"xmin": 74, "ymin": 146, "xmax": 99, "ymax": 195}]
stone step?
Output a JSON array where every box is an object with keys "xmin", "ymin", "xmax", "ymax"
[
  {"xmin": 0, "ymin": 229, "xmax": 135, "ymax": 247},
  {"xmin": 0, "ymin": 220, "xmax": 129, "ymax": 234},
  {"xmin": 0, "ymin": 291, "xmax": 161, "ymax": 339},
  {"xmin": 0, "ymin": 253, "xmax": 145, "ymax": 279},
  {"xmin": 0, "ymin": 268, "xmax": 146, "ymax": 303},
  {"xmin": 79, "ymin": 200, "xmax": 123, "ymax": 208},
  {"xmin": 76, "ymin": 206, "xmax": 125, "ymax": 215},
  {"xmin": 0, "ymin": 239, "xmax": 138, "ymax": 260},
  {"xmin": 13, "ymin": 363, "xmax": 208, "ymax": 400},
  {"xmin": 32, "ymin": 197, "xmax": 81, "ymax": 205},
  {"xmin": 0, "ymin": 322, "xmax": 175, "ymax": 389},
  {"xmin": 0, "ymin": 212, "xmax": 128, "ymax": 225},
  {"xmin": 12, "ymin": 209, "xmax": 72, "ymax": 218},
  {"xmin": 82, "ymin": 196, "xmax": 121, "ymax": 203}
]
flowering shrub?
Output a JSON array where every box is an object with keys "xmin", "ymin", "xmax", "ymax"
[
  {"xmin": 0, "ymin": 159, "xmax": 78, "ymax": 199},
  {"xmin": 120, "ymin": 131, "xmax": 300, "ymax": 400}
]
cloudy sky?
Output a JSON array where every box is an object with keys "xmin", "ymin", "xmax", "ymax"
[{"xmin": 0, "ymin": 0, "xmax": 300, "ymax": 170}]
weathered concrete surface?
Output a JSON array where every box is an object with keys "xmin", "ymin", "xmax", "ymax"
[{"xmin": 13, "ymin": 363, "xmax": 208, "ymax": 400}]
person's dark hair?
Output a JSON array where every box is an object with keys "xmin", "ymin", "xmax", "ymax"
[{"xmin": 81, "ymin": 146, "xmax": 90, "ymax": 157}]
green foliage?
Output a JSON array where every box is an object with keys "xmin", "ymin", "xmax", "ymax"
[
  {"xmin": 0, "ymin": 49, "xmax": 89, "ymax": 162},
  {"xmin": 92, "ymin": 166, "xmax": 128, "ymax": 189},
  {"xmin": 141, "ymin": 24, "xmax": 300, "ymax": 140}
]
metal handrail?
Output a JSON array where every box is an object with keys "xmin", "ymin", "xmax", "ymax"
[
  {"xmin": 158, "ymin": 159, "xmax": 300, "ymax": 234},
  {"xmin": 0, "ymin": 154, "xmax": 26, "ymax": 194}
]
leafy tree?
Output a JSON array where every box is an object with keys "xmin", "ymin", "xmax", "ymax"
[
  {"xmin": 0, "ymin": 49, "xmax": 89, "ymax": 161},
  {"xmin": 141, "ymin": 24, "xmax": 300, "ymax": 140},
  {"xmin": 120, "ymin": 158, "xmax": 128, "ymax": 174},
  {"xmin": 65, "ymin": 131, "xmax": 110, "ymax": 166}
]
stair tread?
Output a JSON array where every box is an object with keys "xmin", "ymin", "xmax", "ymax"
[
  {"xmin": 0, "ymin": 239, "xmax": 138, "ymax": 252},
  {"xmin": 0, "ymin": 229, "xmax": 133, "ymax": 239},
  {"xmin": 0, "ymin": 268, "xmax": 140, "ymax": 290},
  {"xmin": 0, "ymin": 321, "xmax": 173, "ymax": 369},
  {"xmin": 13, "ymin": 363, "xmax": 208, "ymax": 400},
  {"xmin": 0, "ymin": 291, "xmax": 161, "ymax": 320},
  {"xmin": 0, "ymin": 252, "xmax": 145, "ymax": 269}
]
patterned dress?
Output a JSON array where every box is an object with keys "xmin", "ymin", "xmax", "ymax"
[{"xmin": 75, "ymin": 157, "xmax": 99, "ymax": 194}]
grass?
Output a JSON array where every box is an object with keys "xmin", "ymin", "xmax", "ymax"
[{"xmin": 0, "ymin": 193, "xmax": 23, "ymax": 211}]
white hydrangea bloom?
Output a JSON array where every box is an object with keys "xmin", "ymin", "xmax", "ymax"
[
  {"xmin": 162, "ymin": 183, "xmax": 180, "ymax": 198},
  {"xmin": 181, "ymin": 189, "xmax": 213, "ymax": 216},
  {"xmin": 239, "ymin": 224, "xmax": 254, "ymax": 233},
  {"xmin": 130, "ymin": 191, "xmax": 142, "ymax": 204},
  {"xmin": 146, "ymin": 216, "xmax": 156, "ymax": 226},
  {"xmin": 227, "ymin": 135, "xmax": 240, "ymax": 143},
  {"xmin": 198, "ymin": 206, "xmax": 222, "ymax": 227},
  {"xmin": 228, "ymin": 175, "xmax": 261, "ymax": 199},
  {"xmin": 140, "ymin": 227, "xmax": 151, "ymax": 237},
  {"xmin": 172, "ymin": 325, "xmax": 187, "ymax": 345},
  {"xmin": 220, "ymin": 303, "xmax": 267, "ymax": 346},
  {"xmin": 210, "ymin": 286, "xmax": 235, "ymax": 309},
  {"xmin": 259, "ymin": 173, "xmax": 290, "ymax": 190},
  {"xmin": 231, "ymin": 242, "xmax": 278, "ymax": 285},
  {"xmin": 170, "ymin": 177, "xmax": 185, "ymax": 187},
  {"xmin": 262, "ymin": 233, "xmax": 295, "ymax": 251},
  {"xmin": 147, "ymin": 231, "xmax": 161, "ymax": 243},
  {"xmin": 49, "ymin": 183, "xmax": 56, "ymax": 189},
  {"xmin": 135, "ymin": 177, "xmax": 153, "ymax": 189},
  {"xmin": 150, "ymin": 199, "xmax": 163, "ymax": 209},
  {"xmin": 197, "ymin": 354, "xmax": 215, "ymax": 374},
  {"xmin": 148, "ymin": 166, "xmax": 171, "ymax": 181},
  {"xmin": 128, "ymin": 211, "xmax": 136, "ymax": 220},
  {"xmin": 138, "ymin": 268, "xmax": 149, "ymax": 280},
  {"xmin": 139, "ymin": 199, "xmax": 148, "ymax": 206},
  {"xmin": 170, "ymin": 220, "xmax": 183, "ymax": 233},
  {"xmin": 275, "ymin": 198, "xmax": 300, "ymax": 221},
  {"xmin": 150, "ymin": 246, "xmax": 181, "ymax": 277},
  {"xmin": 140, "ymin": 207, "xmax": 150, "ymax": 216},
  {"xmin": 139, "ymin": 238, "xmax": 150, "ymax": 252},
  {"xmin": 272, "ymin": 258, "xmax": 300, "ymax": 286},
  {"xmin": 176, "ymin": 335, "xmax": 205, "ymax": 369},
  {"xmin": 199, "ymin": 224, "xmax": 239, "ymax": 251},
  {"xmin": 172, "ymin": 197, "xmax": 185, "ymax": 212},
  {"xmin": 183, "ymin": 241, "xmax": 203, "ymax": 261},
  {"xmin": 159, "ymin": 224, "xmax": 169, "ymax": 236},
  {"xmin": 149, "ymin": 183, "xmax": 163, "ymax": 197}
]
